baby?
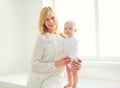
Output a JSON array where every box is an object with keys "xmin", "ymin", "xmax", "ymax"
[{"xmin": 63, "ymin": 20, "xmax": 80, "ymax": 88}]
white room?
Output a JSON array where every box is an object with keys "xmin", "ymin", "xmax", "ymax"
[{"xmin": 0, "ymin": 0, "xmax": 120, "ymax": 88}]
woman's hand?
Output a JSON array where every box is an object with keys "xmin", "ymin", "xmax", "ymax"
[
  {"xmin": 54, "ymin": 56, "xmax": 71, "ymax": 68},
  {"xmin": 71, "ymin": 58, "xmax": 82, "ymax": 71}
]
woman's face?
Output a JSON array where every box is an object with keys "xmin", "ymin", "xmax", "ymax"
[{"xmin": 44, "ymin": 11, "xmax": 56, "ymax": 33}]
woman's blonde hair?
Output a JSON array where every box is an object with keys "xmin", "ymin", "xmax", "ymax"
[{"xmin": 38, "ymin": 7, "xmax": 58, "ymax": 34}]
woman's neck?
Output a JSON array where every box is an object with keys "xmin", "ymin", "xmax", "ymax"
[
  {"xmin": 47, "ymin": 30, "xmax": 57, "ymax": 34},
  {"xmin": 47, "ymin": 31, "xmax": 56, "ymax": 34}
]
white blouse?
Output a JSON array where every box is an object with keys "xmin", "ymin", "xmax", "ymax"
[{"xmin": 31, "ymin": 32, "xmax": 65, "ymax": 77}]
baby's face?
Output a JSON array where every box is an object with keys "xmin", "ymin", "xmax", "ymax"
[{"xmin": 64, "ymin": 22, "xmax": 76, "ymax": 37}]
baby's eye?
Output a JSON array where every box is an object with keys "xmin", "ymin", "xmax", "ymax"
[
  {"xmin": 64, "ymin": 28, "xmax": 67, "ymax": 30},
  {"xmin": 69, "ymin": 28, "xmax": 73, "ymax": 30}
]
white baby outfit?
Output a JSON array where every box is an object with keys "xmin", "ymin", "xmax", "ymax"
[{"xmin": 64, "ymin": 35, "xmax": 80, "ymax": 67}]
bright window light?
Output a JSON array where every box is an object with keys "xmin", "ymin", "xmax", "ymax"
[
  {"xmin": 99, "ymin": 0, "xmax": 120, "ymax": 57},
  {"xmin": 55, "ymin": 0, "xmax": 96, "ymax": 57}
]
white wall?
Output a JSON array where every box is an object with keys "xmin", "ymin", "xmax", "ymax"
[
  {"xmin": 0, "ymin": 0, "xmax": 25, "ymax": 74},
  {"xmin": 0, "ymin": 0, "xmax": 120, "ymax": 82},
  {"xmin": 24, "ymin": 0, "xmax": 43, "ymax": 72},
  {"xmin": 0, "ymin": 0, "xmax": 40, "ymax": 74}
]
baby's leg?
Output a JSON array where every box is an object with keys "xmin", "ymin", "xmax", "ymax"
[
  {"xmin": 64, "ymin": 65, "xmax": 72, "ymax": 88},
  {"xmin": 72, "ymin": 67, "xmax": 79, "ymax": 88}
]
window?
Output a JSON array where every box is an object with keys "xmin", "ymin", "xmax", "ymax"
[
  {"xmin": 55, "ymin": 0, "xmax": 96, "ymax": 57},
  {"xmin": 99, "ymin": 0, "xmax": 120, "ymax": 57},
  {"xmin": 55, "ymin": 0, "xmax": 120, "ymax": 61}
]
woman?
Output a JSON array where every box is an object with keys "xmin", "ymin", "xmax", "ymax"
[{"xmin": 26, "ymin": 7, "xmax": 82, "ymax": 88}]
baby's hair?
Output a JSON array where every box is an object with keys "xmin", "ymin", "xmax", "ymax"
[
  {"xmin": 64, "ymin": 20, "xmax": 77, "ymax": 29},
  {"xmin": 65, "ymin": 20, "xmax": 76, "ymax": 24}
]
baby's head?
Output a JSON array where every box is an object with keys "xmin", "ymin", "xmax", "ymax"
[{"xmin": 64, "ymin": 20, "xmax": 77, "ymax": 37}]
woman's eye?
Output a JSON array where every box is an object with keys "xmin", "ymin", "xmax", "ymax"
[
  {"xmin": 51, "ymin": 17, "xmax": 55, "ymax": 20},
  {"xmin": 45, "ymin": 18, "xmax": 49, "ymax": 21}
]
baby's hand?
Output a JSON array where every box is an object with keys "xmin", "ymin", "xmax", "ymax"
[
  {"xmin": 54, "ymin": 56, "xmax": 71, "ymax": 68},
  {"xmin": 60, "ymin": 33, "xmax": 67, "ymax": 38}
]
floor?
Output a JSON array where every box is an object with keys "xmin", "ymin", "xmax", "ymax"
[{"xmin": 0, "ymin": 72, "xmax": 120, "ymax": 88}]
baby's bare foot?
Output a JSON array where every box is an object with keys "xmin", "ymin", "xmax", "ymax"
[
  {"xmin": 72, "ymin": 85, "xmax": 77, "ymax": 88},
  {"xmin": 64, "ymin": 84, "xmax": 72, "ymax": 88}
]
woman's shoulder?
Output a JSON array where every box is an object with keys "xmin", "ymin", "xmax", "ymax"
[
  {"xmin": 36, "ymin": 34, "xmax": 46, "ymax": 42},
  {"xmin": 37, "ymin": 34, "xmax": 46, "ymax": 38}
]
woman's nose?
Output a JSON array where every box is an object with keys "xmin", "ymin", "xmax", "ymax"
[
  {"xmin": 50, "ymin": 20, "xmax": 53, "ymax": 23},
  {"xmin": 50, "ymin": 19, "xmax": 55, "ymax": 23}
]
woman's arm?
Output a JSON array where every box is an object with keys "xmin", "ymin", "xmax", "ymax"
[
  {"xmin": 32, "ymin": 56, "xmax": 71, "ymax": 73},
  {"xmin": 31, "ymin": 35, "xmax": 71, "ymax": 73},
  {"xmin": 31, "ymin": 36, "xmax": 56, "ymax": 73}
]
